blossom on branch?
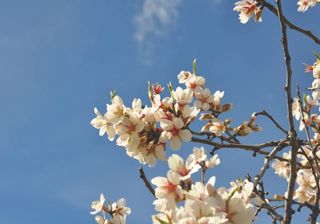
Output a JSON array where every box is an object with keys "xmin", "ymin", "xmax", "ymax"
[
  {"xmin": 297, "ymin": 0, "xmax": 319, "ymax": 12},
  {"xmin": 233, "ymin": 0, "xmax": 262, "ymax": 24}
]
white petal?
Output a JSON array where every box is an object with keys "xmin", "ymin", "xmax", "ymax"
[
  {"xmin": 171, "ymin": 136, "xmax": 182, "ymax": 150},
  {"xmin": 179, "ymin": 129, "xmax": 192, "ymax": 142}
]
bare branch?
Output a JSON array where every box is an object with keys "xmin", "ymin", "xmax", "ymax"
[
  {"xmin": 275, "ymin": 1, "xmax": 300, "ymax": 223},
  {"xmin": 253, "ymin": 139, "xmax": 288, "ymax": 190},
  {"xmin": 192, "ymin": 136, "xmax": 290, "ymax": 160},
  {"xmin": 259, "ymin": 0, "xmax": 320, "ymax": 45},
  {"xmin": 253, "ymin": 192, "xmax": 284, "ymax": 221},
  {"xmin": 138, "ymin": 167, "xmax": 155, "ymax": 197},
  {"xmin": 255, "ymin": 110, "xmax": 287, "ymax": 134}
]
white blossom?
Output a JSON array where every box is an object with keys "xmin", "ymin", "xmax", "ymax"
[
  {"xmin": 233, "ymin": 0, "xmax": 262, "ymax": 24},
  {"xmin": 297, "ymin": 0, "xmax": 317, "ymax": 12},
  {"xmin": 160, "ymin": 118, "xmax": 192, "ymax": 150}
]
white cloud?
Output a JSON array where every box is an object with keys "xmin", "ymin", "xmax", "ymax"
[{"xmin": 134, "ymin": 0, "xmax": 181, "ymax": 44}]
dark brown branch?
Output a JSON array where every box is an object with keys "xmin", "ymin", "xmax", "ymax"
[
  {"xmin": 138, "ymin": 167, "xmax": 155, "ymax": 197},
  {"xmin": 192, "ymin": 137, "xmax": 291, "ymax": 161},
  {"xmin": 276, "ymin": 1, "xmax": 299, "ymax": 223},
  {"xmin": 253, "ymin": 192, "xmax": 284, "ymax": 221},
  {"xmin": 259, "ymin": 0, "xmax": 320, "ymax": 45},
  {"xmin": 253, "ymin": 139, "xmax": 288, "ymax": 190},
  {"xmin": 255, "ymin": 110, "xmax": 287, "ymax": 134}
]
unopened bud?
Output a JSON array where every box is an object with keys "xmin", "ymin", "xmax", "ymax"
[
  {"xmin": 221, "ymin": 103, "xmax": 233, "ymax": 112},
  {"xmin": 273, "ymin": 194, "xmax": 285, "ymax": 201}
]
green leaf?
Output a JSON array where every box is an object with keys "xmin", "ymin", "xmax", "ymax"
[
  {"xmin": 148, "ymin": 81, "xmax": 153, "ymax": 102},
  {"xmin": 192, "ymin": 58, "xmax": 197, "ymax": 75},
  {"xmin": 168, "ymin": 82, "xmax": 174, "ymax": 98},
  {"xmin": 312, "ymin": 50, "xmax": 320, "ymax": 61},
  {"xmin": 155, "ymin": 217, "xmax": 169, "ymax": 224},
  {"xmin": 303, "ymin": 93, "xmax": 307, "ymax": 106},
  {"xmin": 110, "ymin": 90, "xmax": 116, "ymax": 101}
]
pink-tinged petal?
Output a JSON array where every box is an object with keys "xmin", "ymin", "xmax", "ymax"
[
  {"xmin": 106, "ymin": 126, "xmax": 115, "ymax": 141},
  {"xmin": 151, "ymin": 177, "xmax": 168, "ymax": 187},
  {"xmin": 155, "ymin": 145, "xmax": 166, "ymax": 161},
  {"xmin": 206, "ymin": 176, "xmax": 217, "ymax": 196},
  {"xmin": 194, "ymin": 100, "xmax": 202, "ymax": 109},
  {"xmin": 168, "ymin": 154, "xmax": 184, "ymax": 172},
  {"xmin": 202, "ymin": 103, "xmax": 210, "ymax": 111},
  {"xmin": 113, "ymin": 95, "xmax": 124, "ymax": 105},
  {"xmin": 160, "ymin": 119, "xmax": 173, "ymax": 130},
  {"xmin": 100, "ymin": 193, "xmax": 106, "ymax": 204},
  {"xmin": 116, "ymin": 198, "xmax": 126, "ymax": 207},
  {"xmin": 179, "ymin": 129, "xmax": 192, "ymax": 142},
  {"xmin": 147, "ymin": 155, "xmax": 157, "ymax": 167},
  {"xmin": 170, "ymin": 136, "xmax": 182, "ymax": 150},
  {"xmin": 173, "ymin": 118, "xmax": 184, "ymax": 129},
  {"xmin": 99, "ymin": 125, "xmax": 107, "ymax": 136},
  {"xmin": 155, "ymin": 188, "xmax": 169, "ymax": 198},
  {"xmin": 159, "ymin": 132, "xmax": 170, "ymax": 143},
  {"xmin": 167, "ymin": 170, "xmax": 180, "ymax": 185}
]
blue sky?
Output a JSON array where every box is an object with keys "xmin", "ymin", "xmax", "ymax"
[{"xmin": 0, "ymin": 0, "xmax": 319, "ymax": 223}]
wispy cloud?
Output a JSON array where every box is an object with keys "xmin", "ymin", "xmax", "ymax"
[
  {"xmin": 134, "ymin": 0, "xmax": 181, "ymax": 44},
  {"xmin": 134, "ymin": 0, "xmax": 181, "ymax": 64}
]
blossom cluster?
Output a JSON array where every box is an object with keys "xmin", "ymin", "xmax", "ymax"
[
  {"xmin": 233, "ymin": 0, "xmax": 319, "ymax": 24},
  {"xmin": 90, "ymin": 194, "xmax": 131, "ymax": 224},
  {"xmin": 233, "ymin": 0, "xmax": 262, "ymax": 24},
  {"xmin": 297, "ymin": 0, "xmax": 320, "ymax": 12},
  {"xmin": 151, "ymin": 147, "xmax": 256, "ymax": 224},
  {"xmin": 91, "ymin": 62, "xmax": 260, "ymax": 167},
  {"xmin": 272, "ymin": 54, "xmax": 320, "ymax": 205}
]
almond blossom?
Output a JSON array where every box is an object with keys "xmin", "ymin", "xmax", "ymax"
[
  {"xmin": 297, "ymin": 0, "xmax": 318, "ymax": 12},
  {"xmin": 194, "ymin": 88, "xmax": 215, "ymax": 111},
  {"xmin": 160, "ymin": 118, "xmax": 192, "ymax": 150},
  {"xmin": 168, "ymin": 154, "xmax": 201, "ymax": 180},
  {"xmin": 292, "ymin": 97, "xmax": 301, "ymax": 120},
  {"xmin": 90, "ymin": 195, "xmax": 130, "ymax": 224},
  {"xmin": 185, "ymin": 76, "xmax": 206, "ymax": 93},
  {"xmin": 152, "ymin": 170, "xmax": 184, "ymax": 212},
  {"xmin": 178, "ymin": 71, "xmax": 194, "ymax": 84},
  {"xmin": 173, "ymin": 87, "xmax": 193, "ymax": 108},
  {"xmin": 106, "ymin": 95, "xmax": 125, "ymax": 124},
  {"xmin": 207, "ymin": 118, "xmax": 226, "ymax": 137},
  {"xmin": 91, "ymin": 193, "xmax": 107, "ymax": 215},
  {"xmin": 233, "ymin": 0, "xmax": 262, "ymax": 24},
  {"xmin": 91, "ymin": 108, "xmax": 116, "ymax": 141},
  {"xmin": 272, "ymin": 152, "xmax": 291, "ymax": 180},
  {"xmin": 111, "ymin": 198, "xmax": 131, "ymax": 224}
]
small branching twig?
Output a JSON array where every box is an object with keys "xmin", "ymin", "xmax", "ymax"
[
  {"xmin": 258, "ymin": 0, "xmax": 320, "ymax": 45},
  {"xmin": 253, "ymin": 138, "xmax": 288, "ymax": 190},
  {"xmin": 255, "ymin": 110, "xmax": 287, "ymax": 135},
  {"xmin": 138, "ymin": 167, "xmax": 155, "ymax": 197},
  {"xmin": 276, "ymin": 0, "xmax": 299, "ymax": 223}
]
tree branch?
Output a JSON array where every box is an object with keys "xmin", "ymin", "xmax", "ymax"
[
  {"xmin": 138, "ymin": 167, "xmax": 155, "ymax": 197},
  {"xmin": 255, "ymin": 110, "xmax": 287, "ymax": 135},
  {"xmin": 276, "ymin": 1, "xmax": 299, "ymax": 223},
  {"xmin": 259, "ymin": 0, "xmax": 320, "ymax": 45},
  {"xmin": 253, "ymin": 139, "xmax": 288, "ymax": 190},
  {"xmin": 192, "ymin": 137, "xmax": 291, "ymax": 161}
]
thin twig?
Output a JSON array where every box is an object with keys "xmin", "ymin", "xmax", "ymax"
[
  {"xmin": 276, "ymin": 1, "xmax": 299, "ymax": 223},
  {"xmin": 138, "ymin": 167, "xmax": 155, "ymax": 197},
  {"xmin": 253, "ymin": 192, "xmax": 284, "ymax": 221},
  {"xmin": 255, "ymin": 110, "xmax": 287, "ymax": 134},
  {"xmin": 253, "ymin": 138, "xmax": 288, "ymax": 190},
  {"xmin": 192, "ymin": 136, "xmax": 290, "ymax": 160},
  {"xmin": 259, "ymin": 0, "xmax": 320, "ymax": 45}
]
